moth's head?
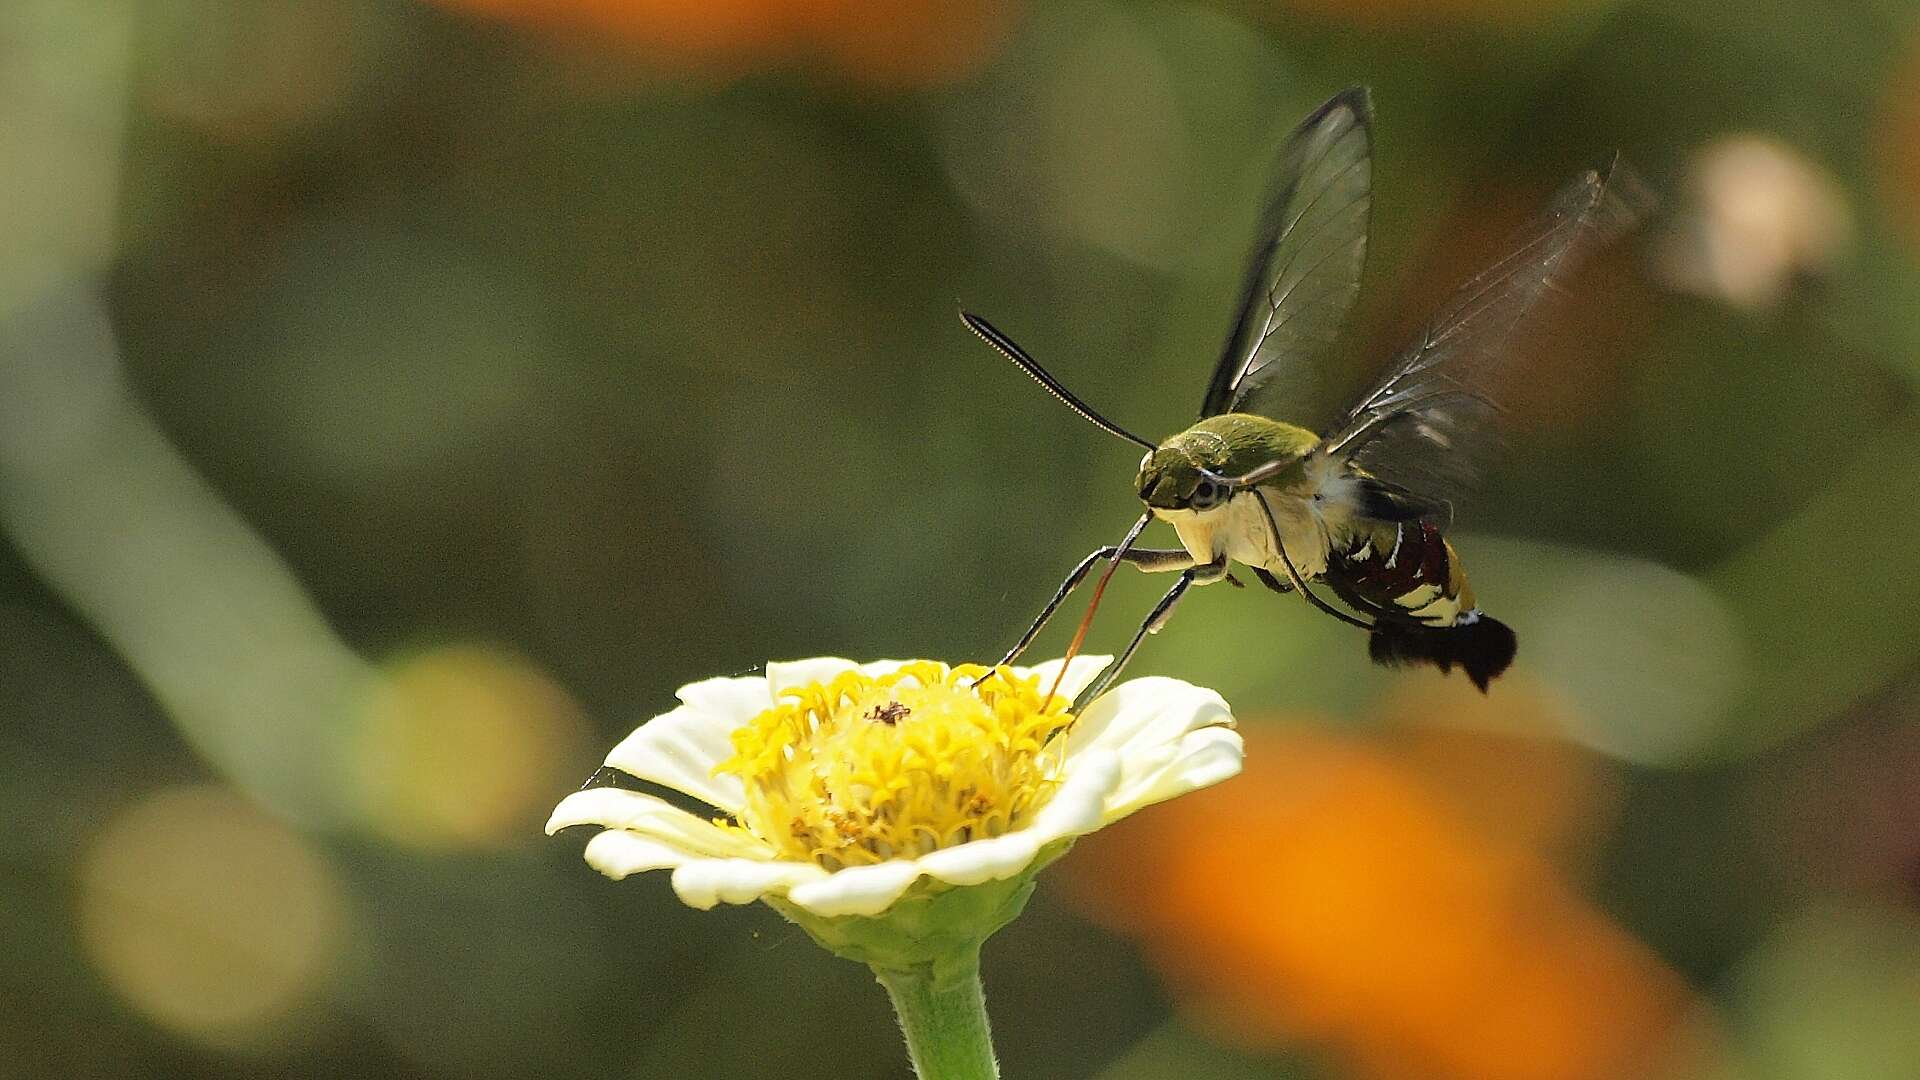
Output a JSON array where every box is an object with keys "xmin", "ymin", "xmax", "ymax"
[{"xmin": 1136, "ymin": 431, "xmax": 1231, "ymax": 512}]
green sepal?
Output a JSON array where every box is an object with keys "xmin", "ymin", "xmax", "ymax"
[{"xmin": 763, "ymin": 839, "xmax": 1073, "ymax": 985}]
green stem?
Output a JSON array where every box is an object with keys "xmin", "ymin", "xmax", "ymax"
[{"xmin": 873, "ymin": 950, "xmax": 999, "ymax": 1080}]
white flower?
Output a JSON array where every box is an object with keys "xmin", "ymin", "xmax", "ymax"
[{"xmin": 546, "ymin": 657, "xmax": 1241, "ymax": 921}]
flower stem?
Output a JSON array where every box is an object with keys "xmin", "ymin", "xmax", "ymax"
[{"xmin": 873, "ymin": 950, "xmax": 999, "ymax": 1080}]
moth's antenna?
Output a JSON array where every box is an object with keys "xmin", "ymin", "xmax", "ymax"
[{"xmin": 960, "ymin": 310, "xmax": 1158, "ymax": 452}]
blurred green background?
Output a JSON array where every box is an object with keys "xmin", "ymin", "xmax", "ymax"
[{"xmin": 4, "ymin": 0, "xmax": 1919, "ymax": 1077}]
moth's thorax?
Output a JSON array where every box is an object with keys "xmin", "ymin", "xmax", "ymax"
[
  {"xmin": 1177, "ymin": 413, "xmax": 1319, "ymax": 474},
  {"xmin": 1134, "ymin": 413, "xmax": 1320, "ymax": 511},
  {"xmin": 1148, "ymin": 452, "xmax": 1366, "ymax": 583}
]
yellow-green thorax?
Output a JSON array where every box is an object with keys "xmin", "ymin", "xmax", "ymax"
[{"xmin": 1134, "ymin": 413, "xmax": 1319, "ymax": 511}]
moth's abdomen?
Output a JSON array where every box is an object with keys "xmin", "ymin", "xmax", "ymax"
[
  {"xmin": 1328, "ymin": 519, "xmax": 1470, "ymax": 626},
  {"xmin": 1365, "ymin": 614, "xmax": 1517, "ymax": 692},
  {"xmin": 1328, "ymin": 520, "xmax": 1516, "ymax": 691}
]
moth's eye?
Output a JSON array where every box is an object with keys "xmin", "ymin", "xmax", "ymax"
[{"xmin": 1190, "ymin": 479, "xmax": 1221, "ymax": 510}]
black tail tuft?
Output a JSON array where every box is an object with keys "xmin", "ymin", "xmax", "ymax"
[{"xmin": 1367, "ymin": 614, "xmax": 1517, "ymax": 692}]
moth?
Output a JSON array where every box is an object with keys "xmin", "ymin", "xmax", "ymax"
[{"xmin": 966, "ymin": 87, "xmax": 1643, "ymax": 708}]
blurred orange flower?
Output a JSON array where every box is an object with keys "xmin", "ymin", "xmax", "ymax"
[
  {"xmin": 1063, "ymin": 718, "xmax": 1693, "ymax": 1080},
  {"xmin": 427, "ymin": 0, "xmax": 1020, "ymax": 87}
]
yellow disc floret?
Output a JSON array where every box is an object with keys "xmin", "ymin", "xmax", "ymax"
[{"xmin": 714, "ymin": 662, "xmax": 1074, "ymax": 871}]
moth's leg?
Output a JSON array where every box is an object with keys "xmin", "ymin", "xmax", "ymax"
[
  {"xmin": 1272, "ymin": 538, "xmax": 1375, "ymax": 631},
  {"xmin": 1069, "ymin": 562, "xmax": 1213, "ymax": 712},
  {"xmin": 1189, "ymin": 559, "xmax": 1233, "ymax": 587},
  {"xmin": 996, "ymin": 546, "xmax": 1193, "ymax": 668},
  {"xmin": 1251, "ymin": 567, "xmax": 1294, "ymax": 594}
]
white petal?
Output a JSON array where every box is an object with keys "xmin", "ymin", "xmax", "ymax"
[
  {"xmin": 1063, "ymin": 676, "xmax": 1239, "ymax": 820},
  {"xmin": 546, "ymin": 788, "xmax": 770, "ymax": 858},
  {"xmin": 1034, "ymin": 747, "xmax": 1125, "ymax": 836},
  {"xmin": 916, "ymin": 833, "xmax": 1043, "ymax": 887},
  {"xmin": 1016, "ymin": 654, "xmax": 1113, "ymax": 703},
  {"xmin": 785, "ymin": 860, "xmax": 925, "ymax": 918},
  {"xmin": 581, "ymin": 830, "xmax": 690, "ymax": 879},
  {"xmin": 1065, "ymin": 676, "xmax": 1232, "ymax": 767},
  {"xmin": 674, "ymin": 673, "xmax": 771, "ymax": 719},
  {"xmin": 765, "ymin": 657, "xmax": 859, "ymax": 697},
  {"xmin": 1104, "ymin": 726, "xmax": 1243, "ymax": 819},
  {"xmin": 856, "ymin": 659, "xmax": 919, "ymax": 680},
  {"xmin": 603, "ymin": 703, "xmax": 748, "ymax": 814},
  {"xmin": 581, "ymin": 826, "xmax": 828, "ymax": 909},
  {"xmin": 671, "ymin": 858, "xmax": 830, "ymax": 911}
]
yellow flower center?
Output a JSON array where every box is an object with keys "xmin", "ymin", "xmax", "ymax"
[{"xmin": 714, "ymin": 662, "xmax": 1073, "ymax": 870}]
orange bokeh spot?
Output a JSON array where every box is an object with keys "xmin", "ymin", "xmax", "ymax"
[
  {"xmin": 427, "ymin": 0, "xmax": 1019, "ymax": 87},
  {"xmin": 1063, "ymin": 721, "xmax": 1691, "ymax": 1080},
  {"xmin": 1372, "ymin": 675, "xmax": 1619, "ymax": 869},
  {"xmin": 806, "ymin": 0, "xmax": 1020, "ymax": 90}
]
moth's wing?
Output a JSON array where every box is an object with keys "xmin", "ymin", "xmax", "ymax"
[
  {"xmin": 1322, "ymin": 158, "xmax": 1648, "ymax": 506},
  {"xmin": 1200, "ymin": 87, "xmax": 1374, "ymax": 425}
]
